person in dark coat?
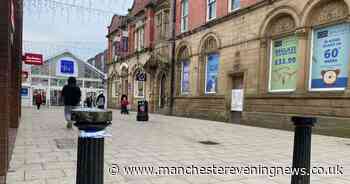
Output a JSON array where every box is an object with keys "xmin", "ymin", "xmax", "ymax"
[
  {"xmin": 35, "ymin": 92, "xmax": 43, "ymax": 110},
  {"xmin": 120, "ymin": 95, "xmax": 129, "ymax": 114},
  {"xmin": 96, "ymin": 92, "xmax": 105, "ymax": 109},
  {"xmin": 61, "ymin": 77, "xmax": 81, "ymax": 129}
]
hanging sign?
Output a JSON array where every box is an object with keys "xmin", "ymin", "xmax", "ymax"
[
  {"xmin": 310, "ymin": 23, "xmax": 350, "ymax": 91},
  {"xmin": 23, "ymin": 53, "xmax": 43, "ymax": 65},
  {"xmin": 270, "ymin": 36, "xmax": 298, "ymax": 92},
  {"xmin": 136, "ymin": 70, "xmax": 146, "ymax": 81}
]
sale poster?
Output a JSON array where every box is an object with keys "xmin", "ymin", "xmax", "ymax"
[
  {"xmin": 270, "ymin": 36, "xmax": 299, "ymax": 92},
  {"xmin": 310, "ymin": 23, "xmax": 350, "ymax": 91}
]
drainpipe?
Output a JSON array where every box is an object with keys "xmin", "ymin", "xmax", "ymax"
[{"xmin": 169, "ymin": 0, "xmax": 177, "ymax": 115}]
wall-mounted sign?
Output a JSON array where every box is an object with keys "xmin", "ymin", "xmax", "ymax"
[
  {"xmin": 231, "ymin": 89, "xmax": 243, "ymax": 111},
  {"xmin": 21, "ymin": 88, "xmax": 29, "ymax": 97},
  {"xmin": 269, "ymin": 36, "xmax": 299, "ymax": 92},
  {"xmin": 135, "ymin": 70, "xmax": 146, "ymax": 81},
  {"xmin": 56, "ymin": 58, "xmax": 78, "ymax": 77},
  {"xmin": 23, "ymin": 53, "xmax": 43, "ymax": 65},
  {"xmin": 310, "ymin": 23, "xmax": 350, "ymax": 91}
]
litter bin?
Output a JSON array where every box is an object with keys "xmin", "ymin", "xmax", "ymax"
[
  {"xmin": 137, "ymin": 100, "xmax": 149, "ymax": 121},
  {"xmin": 71, "ymin": 108, "xmax": 112, "ymax": 184}
]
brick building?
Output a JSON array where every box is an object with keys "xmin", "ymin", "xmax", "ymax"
[
  {"xmin": 0, "ymin": 0, "xmax": 23, "ymax": 183},
  {"xmin": 107, "ymin": 0, "xmax": 171, "ymax": 113},
  {"xmin": 87, "ymin": 50, "xmax": 108, "ymax": 74},
  {"xmin": 107, "ymin": 0, "xmax": 350, "ymax": 137},
  {"xmin": 174, "ymin": 0, "xmax": 350, "ymax": 137}
]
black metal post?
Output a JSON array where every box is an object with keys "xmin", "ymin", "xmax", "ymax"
[
  {"xmin": 72, "ymin": 109, "xmax": 112, "ymax": 184},
  {"xmin": 291, "ymin": 116, "xmax": 317, "ymax": 184}
]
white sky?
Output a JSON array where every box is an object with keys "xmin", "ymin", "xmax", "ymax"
[{"xmin": 23, "ymin": 0, "xmax": 133, "ymax": 60}]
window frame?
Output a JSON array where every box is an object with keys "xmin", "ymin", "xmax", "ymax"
[
  {"xmin": 207, "ymin": 0, "xmax": 216, "ymax": 21},
  {"xmin": 181, "ymin": 0, "xmax": 189, "ymax": 32},
  {"xmin": 180, "ymin": 60, "xmax": 190, "ymax": 95},
  {"xmin": 204, "ymin": 53, "xmax": 219, "ymax": 94},
  {"xmin": 229, "ymin": 0, "xmax": 240, "ymax": 12}
]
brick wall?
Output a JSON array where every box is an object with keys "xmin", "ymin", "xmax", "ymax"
[{"xmin": 176, "ymin": 0, "xmax": 261, "ymax": 35}]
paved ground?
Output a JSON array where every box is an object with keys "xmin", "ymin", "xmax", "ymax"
[{"xmin": 6, "ymin": 107, "xmax": 350, "ymax": 184}]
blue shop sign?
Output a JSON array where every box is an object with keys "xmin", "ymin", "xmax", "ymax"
[{"xmin": 60, "ymin": 60, "xmax": 75, "ymax": 74}]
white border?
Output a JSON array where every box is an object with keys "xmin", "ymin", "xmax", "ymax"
[
  {"xmin": 308, "ymin": 25, "xmax": 346, "ymax": 92},
  {"xmin": 180, "ymin": 61, "xmax": 190, "ymax": 95},
  {"xmin": 268, "ymin": 38, "xmax": 297, "ymax": 93},
  {"xmin": 206, "ymin": 0, "xmax": 216, "ymax": 22},
  {"xmin": 205, "ymin": 54, "xmax": 218, "ymax": 94}
]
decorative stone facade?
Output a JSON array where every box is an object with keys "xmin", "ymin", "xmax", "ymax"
[{"xmin": 174, "ymin": 0, "xmax": 350, "ymax": 137}]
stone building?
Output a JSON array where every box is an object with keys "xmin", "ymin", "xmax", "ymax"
[
  {"xmin": 0, "ymin": 0, "xmax": 23, "ymax": 183},
  {"xmin": 174, "ymin": 0, "xmax": 350, "ymax": 137},
  {"xmin": 107, "ymin": 0, "xmax": 171, "ymax": 114}
]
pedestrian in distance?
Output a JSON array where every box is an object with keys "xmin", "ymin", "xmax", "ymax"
[
  {"xmin": 96, "ymin": 91, "xmax": 105, "ymax": 109},
  {"xmin": 85, "ymin": 95, "xmax": 92, "ymax": 108},
  {"xmin": 61, "ymin": 77, "xmax": 81, "ymax": 129},
  {"xmin": 35, "ymin": 92, "xmax": 43, "ymax": 110},
  {"xmin": 120, "ymin": 95, "xmax": 129, "ymax": 114}
]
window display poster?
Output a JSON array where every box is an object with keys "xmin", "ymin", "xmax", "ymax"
[
  {"xmin": 181, "ymin": 60, "xmax": 190, "ymax": 94},
  {"xmin": 311, "ymin": 23, "xmax": 350, "ymax": 90},
  {"xmin": 231, "ymin": 89, "xmax": 243, "ymax": 111},
  {"xmin": 270, "ymin": 36, "xmax": 298, "ymax": 92},
  {"xmin": 205, "ymin": 53, "xmax": 219, "ymax": 93}
]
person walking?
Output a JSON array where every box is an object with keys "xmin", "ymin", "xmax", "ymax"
[
  {"xmin": 35, "ymin": 92, "xmax": 43, "ymax": 110},
  {"xmin": 96, "ymin": 91, "xmax": 105, "ymax": 109},
  {"xmin": 61, "ymin": 77, "xmax": 81, "ymax": 129},
  {"xmin": 86, "ymin": 95, "xmax": 92, "ymax": 108},
  {"xmin": 120, "ymin": 95, "xmax": 129, "ymax": 114}
]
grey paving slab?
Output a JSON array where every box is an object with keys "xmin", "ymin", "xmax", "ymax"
[{"xmin": 6, "ymin": 107, "xmax": 350, "ymax": 184}]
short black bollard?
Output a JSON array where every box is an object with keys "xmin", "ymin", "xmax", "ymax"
[
  {"xmin": 71, "ymin": 108, "xmax": 112, "ymax": 184},
  {"xmin": 136, "ymin": 100, "xmax": 149, "ymax": 121},
  {"xmin": 290, "ymin": 116, "xmax": 317, "ymax": 184}
]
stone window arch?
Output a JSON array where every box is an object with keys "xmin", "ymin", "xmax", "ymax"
[
  {"xmin": 176, "ymin": 45, "xmax": 191, "ymax": 95},
  {"xmin": 263, "ymin": 13, "xmax": 299, "ymax": 93},
  {"xmin": 304, "ymin": 0, "xmax": 350, "ymax": 91},
  {"xmin": 200, "ymin": 35, "xmax": 220, "ymax": 95}
]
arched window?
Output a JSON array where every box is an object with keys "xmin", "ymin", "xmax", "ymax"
[
  {"xmin": 202, "ymin": 36, "xmax": 219, "ymax": 94},
  {"xmin": 265, "ymin": 14, "xmax": 298, "ymax": 92},
  {"xmin": 306, "ymin": 0, "xmax": 349, "ymax": 91},
  {"xmin": 134, "ymin": 69, "xmax": 145, "ymax": 98},
  {"xmin": 178, "ymin": 46, "xmax": 190, "ymax": 94}
]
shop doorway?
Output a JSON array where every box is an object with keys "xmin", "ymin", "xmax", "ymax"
[{"xmin": 230, "ymin": 74, "xmax": 244, "ymax": 123}]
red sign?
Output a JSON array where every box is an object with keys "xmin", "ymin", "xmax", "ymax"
[{"xmin": 23, "ymin": 53, "xmax": 43, "ymax": 65}]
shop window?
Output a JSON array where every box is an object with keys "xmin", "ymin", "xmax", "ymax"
[
  {"xmin": 269, "ymin": 36, "xmax": 299, "ymax": 92},
  {"xmin": 181, "ymin": 60, "xmax": 190, "ymax": 94},
  {"xmin": 309, "ymin": 23, "xmax": 350, "ymax": 91},
  {"xmin": 205, "ymin": 53, "xmax": 219, "ymax": 94}
]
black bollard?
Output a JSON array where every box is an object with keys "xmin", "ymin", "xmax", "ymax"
[
  {"xmin": 290, "ymin": 116, "xmax": 317, "ymax": 184},
  {"xmin": 71, "ymin": 108, "xmax": 112, "ymax": 184}
]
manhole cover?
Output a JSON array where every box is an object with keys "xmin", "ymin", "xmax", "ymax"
[
  {"xmin": 199, "ymin": 141, "xmax": 220, "ymax": 145},
  {"xmin": 54, "ymin": 139, "xmax": 76, "ymax": 149}
]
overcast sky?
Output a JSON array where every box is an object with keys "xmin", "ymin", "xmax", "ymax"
[{"xmin": 23, "ymin": 0, "xmax": 133, "ymax": 60}]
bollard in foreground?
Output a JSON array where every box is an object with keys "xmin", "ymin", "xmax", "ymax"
[
  {"xmin": 71, "ymin": 108, "xmax": 112, "ymax": 184},
  {"xmin": 290, "ymin": 116, "xmax": 317, "ymax": 184},
  {"xmin": 137, "ymin": 100, "xmax": 149, "ymax": 121}
]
